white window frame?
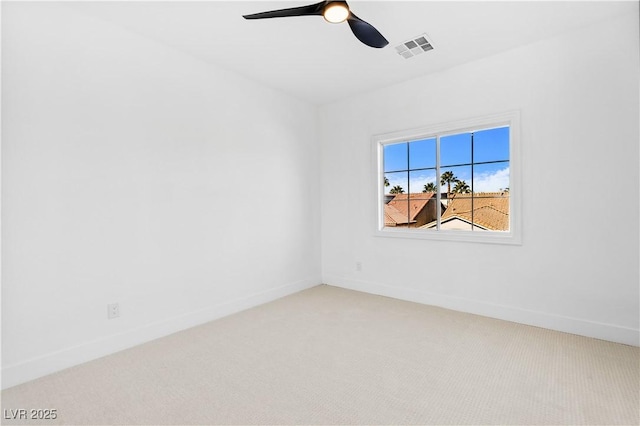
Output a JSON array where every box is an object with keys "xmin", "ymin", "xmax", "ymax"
[{"xmin": 373, "ymin": 111, "xmax": 522, "ymax": 245}]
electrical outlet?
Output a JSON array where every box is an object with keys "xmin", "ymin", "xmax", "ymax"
[
  {"xmin": 356, "ymin": 262, "xmax": 362, "ymax": 272},
  {"xmin": 107, "ymin": 303, "xmax": 120, "ymax": 319}
]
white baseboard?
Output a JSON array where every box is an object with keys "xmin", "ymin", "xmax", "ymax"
[
  {"xmin": 324, "ymin": 274, "xmax": 640, "ymax": 347},
  {"xmin": 1, "ymin": 278, "xmax": 320, "ymax": 390}
]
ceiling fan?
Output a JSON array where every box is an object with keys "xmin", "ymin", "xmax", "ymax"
[{"xmin": 242, "ymin": 1, "xmax": 389, "ymax": 49}]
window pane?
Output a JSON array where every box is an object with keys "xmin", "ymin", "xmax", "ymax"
[
  {"xmin": 471, "ymin": 192, "xmax": 510, "ymax": 232},
  {"xmin": 384, "ymin": 172, "xmax": 409, "ymax": 228},
  {"xmin": 410, "ymin": 169, "xmax": 438, "ymax": 195},
  {"xmin": 473, "ymin": 162, "xmax": 509, "ymax": 193},
  {"xmin": 474, "ymin": 127, "xmax": 509, "ymax": 163},
  {"xmin": 439, "ymin": 165, "xmax": 471, "ymax": 199},
  {"xmin": 441, "ymin": 132, "xmax": 471, "ymax": 167},
  {"xmin": 409, "ymin": 138, "xmax": 436, "ymax": 170},
  {"xmin": 409, "ymin": 170, "xmax": 438, "ymax": 229},
  {"xmin": 384, "ymin": 171, "xmax": 407, "ymax": 196},
  {"xmin": 384, "ymin": 143, "xmax": 407, "ymax": 172},
  {"xmin": 439, "ymin": 165, "xmax": 472, "ymax": 231}
]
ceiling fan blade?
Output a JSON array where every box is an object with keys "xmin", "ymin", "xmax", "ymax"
[
  {"xmin": 347, "ymin": 13, "xmax": 388, "ymax": 48},
  {"xmin": 243, "ymin": 1, "xmax": 325, "ymax": 20}
]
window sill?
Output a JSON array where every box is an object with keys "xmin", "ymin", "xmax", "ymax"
[{"xmin": 374, "ymin": 227, "xmax": 522, "ymax": 245}]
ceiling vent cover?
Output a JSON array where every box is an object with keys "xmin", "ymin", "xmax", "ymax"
[{"xmin": 395, "ymin": 34, "xmax": 433, "ymax": 59}]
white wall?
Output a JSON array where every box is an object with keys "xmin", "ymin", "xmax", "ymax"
[
  {"xmin": 2, "ymin": 3, "xmax": 321, "ymax": 388},
  {"xmin": 320, "ymin": 10, "xmax": 639, "ymax": 346}
]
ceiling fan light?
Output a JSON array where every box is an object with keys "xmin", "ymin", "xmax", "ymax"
[{"xmin": 323, "ymin": 2, "xmax": 349, "ymax": 23}]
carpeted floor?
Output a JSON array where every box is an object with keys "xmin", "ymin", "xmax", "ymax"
[{"xmin": 1, "ymin": 284, "xmax": 638, "ymax": 425}]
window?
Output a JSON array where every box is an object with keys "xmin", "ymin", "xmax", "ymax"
[{"xmin": 374, "ymin": 112, "xmax": 521, "ymax": 244}]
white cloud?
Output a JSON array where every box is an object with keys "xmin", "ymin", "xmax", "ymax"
[{"xmin": 473, "ymin": 167, "xmax": 509, "ymax": 192}]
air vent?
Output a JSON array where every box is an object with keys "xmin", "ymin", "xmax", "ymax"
[{"xmin": 395, "ymin": 34, "xmax": 433, "ymax": 59}]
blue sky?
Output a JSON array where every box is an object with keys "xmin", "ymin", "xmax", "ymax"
[{"xmin": 384, "ymin": 126, "xmax": 509, "ymax": 194}]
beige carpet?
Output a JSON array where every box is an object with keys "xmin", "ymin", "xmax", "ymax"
[{"xmin": 1, "ymin": 285, "xmax": 638, "ymax": 425}]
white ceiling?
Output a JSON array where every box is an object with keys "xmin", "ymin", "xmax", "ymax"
[{"xmin": 68, "ymin": 1, "xmax": 632, "ymax": 105}]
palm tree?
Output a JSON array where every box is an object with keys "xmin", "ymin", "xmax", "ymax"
[
  {"xmin": 384, "ymin": 177, "xmax": 390, "ymax": 187},
  {"xmin": 440, "ymin": 171, "xmax": 458, "ymax": 199},
  {"xmin": 422, "ymin": 182, "xmax": 437, "ymax": 193},
  {"xmin": 389, "ymin": 185, "xmax": 404, "ymax": 194},
  {"xmin": 453, "ymin": 180, "xmax": 471, "ymax": 194}
]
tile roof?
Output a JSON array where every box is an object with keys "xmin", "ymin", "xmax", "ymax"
[
  {"xmin": 439, "ymin": 192, "xmax": 509, "ymax": 230},
  {"xmin": 386, "ymin": 193, "xmax": 435, "ymax": 223},
  {"xmin": 384, "ymin": 204, "xmax": 413, "ymax": 226}
]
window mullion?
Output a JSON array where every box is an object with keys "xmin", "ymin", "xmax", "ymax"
[
  {"xmin": 436, "ymin": 135, "xmax": 441, "ymax": 230},
  {"xmin": 471, "ymin": 132, "xmax": 474, "ymax": 231},
  {"xmin": 406, "ymin": 142, "xmax": 411, "ymax": 227}
]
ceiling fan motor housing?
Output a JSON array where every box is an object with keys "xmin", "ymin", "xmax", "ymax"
[{"xmin": 323, "ymin": 1, "xmax": 350, "ymax": 24}]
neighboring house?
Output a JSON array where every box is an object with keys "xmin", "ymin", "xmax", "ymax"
[
  {"xmin": 384, "ymin": 193, "xmax": 440, "ymax": 228},
  {"xmin": 422, "ymin": 192, "xmax": 509, "ymax": 231}
]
